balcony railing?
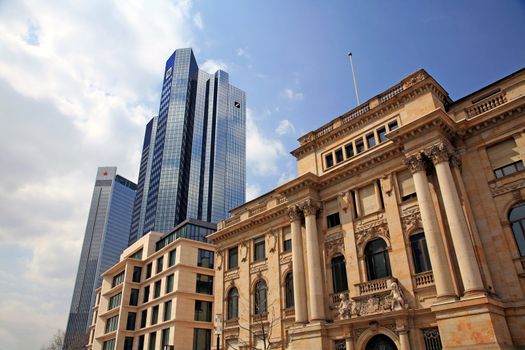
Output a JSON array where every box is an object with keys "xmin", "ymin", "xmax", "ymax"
[
  {"xmin": 414, "ymin": 271, "xmax": 434, "ymax": 288},
  {"xmin": 225, "ymin": 319, "xmax": 239, "ymax": 328},
  {"xmin": 283, "ymin": 308, "xmax": 295, "ymax": 318},
  {"xmin": 465, "ymin": 91, "xmax": 507, "ymax": 118},
  {"xmin": 356, "ymin": 277, "xmax": 396, "ymax": 296}
]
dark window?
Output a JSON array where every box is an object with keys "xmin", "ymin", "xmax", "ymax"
[
  {"xmin": 410, "ymin": 232, "xmax": 432, "ymax": 273},
  {"xmin": 365, "ymin": 239, "xmax": 392, "ymax": 280},
  {"xmin": 152, "ymin": 305, "xmax": 159, "ymax": 325},
  {"xmin": 146, "ymin": 263, "xmax": 152, "ymax": 279},
  {"xmin": 345, "ymin": 143, "xmax": 354, "ymax": 158},
  {"xmin": 388, "ymin": 120, "xmax": 398, "ymax": 131},
  {"xmin": 234, "ymin": 101, "xmax": 241, "ymax": 108},
  {"xmin": 108, "ymin": 293, "xmax": 121, "ymax": 310},
  {"xmin": 169, "ymin": 249, "xmax": 176, "ymax": 267},
  {"xmin": 196, "ymin": 274, "xmax": 213, "ymax": 295},
  {"xmin": 194, "ymin": 300, "xmax": 213, "ymax": 322},
  {"xmin": 105, "ymin": 315, "xmax": 118, "ymax": 333},
  {"xmin": 193, "ymin": 329, "xmax": 211, "ymax": 350},
  {"xmin": 283, "ymin": 239, "xmax": 292, "ymax": 252},
  {"xmin": 197, "ymin": 249, "xmax": 214, "ymax": 269},
  {"xmin": 156, "ymin": 257, "xmax": 163, "ymax": 273},
  {"xmin": 227, "ymin": 288, "xmax": 239, "ymax": 320},
  {"xmin": 130, "ymin": 249, "xmax": 143, "ymax": 259},
  {"xmin": 140, "ymin": 310, "xmax": 147, "ymax": 328},
  {"xmin": 335, "ymin": 148, "xmax": 344, "ymax": 163},
  {"xmin": 254, "ymin": 280, "xmax": 267, "ymax": 315},
  {"xmin": 494, "ymin": 161, "xmax": 525, "ymax": 178},
  {"xmin": 166, "ymin": 274, "xmax": 174, "ymax": 293},
  {"xmin": 154, "ymin": 280, "xmax": 161, "ymax": 298},
  {"xmin": 138, "ymin": 335, "xmax": 145, "ymax": 350},
  {"xmin": 132, "ymin": 266, "xmax": 142, "ymax": 283},
  {"xmin": 164, "ymin": 300, "xmax": 172, "ymax": 321},
  {"xmin": 162, "ymin": 328, "xmax": 170, "ymax": 348},
  {"xmin": 253, "ymin": 237, "xmax": 265, "ymax": 261},
  {"xmin": 149, "ymin": 332, "xmax": 156, "ymax": 350},
  {"xmin": 112, "ymin": 272, "xmax": 124, "ymax": 288},
  {"xmin": 143, "ymin": 285, "xmax": 150, "ymax": 303},
  {"xmin": 510, "ymin": 203, "xmax": 525, "ymax": 256},
  {"xmin": 285, "ymin": 272, "xmax": 294, "ymax": 308},
  {"xmin": 126, "ymin": 312, "xmax": 136, "ymax": 331},
  {"xmin": 325, "ymin": 153, "xmax": 334, "ymax": 168},
  {"xmin": 228, "ymin": 247, "xmax": 238, "ymax": 269},
  {"xmin": 355, "ymin": 139, "xmax": 365, "ymax": 154},
  {"xmin": 331, "ymin": 255, "xmax": 349, "ymax": 293},
  {"xmin": 377, "ymin": 127, "xmax": 387, "ymax": 143},
  {"xmin": 129, "ymin": 288, "xmax": 139, "ymax": 306},
  {"xmin": 327, "ymin": 212, "xmax": 341, "ymax": 228},
  {"xmin": 366, "ymin": 133, "xmax": 376, "ymax": 148},
  {"xmin": 103, "ymin": 339, "xmax": 115, "ymax": 350}
]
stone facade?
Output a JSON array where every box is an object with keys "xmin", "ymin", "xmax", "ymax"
[{"xmin": 209, "ymin": 68, "xmax": 525, "ymax": 350}]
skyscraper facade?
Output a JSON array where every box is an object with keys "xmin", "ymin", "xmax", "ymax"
[
  {"xmin": 130, "ymin": 48, "xmax": 246, "ymax": 243},
  {"xmin": 64, "ymin": 167, "xmax": 136, "ymax": 350}
]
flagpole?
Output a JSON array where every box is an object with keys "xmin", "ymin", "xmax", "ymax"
[{"xmin": 348, "ymin": 52, "xmax": 360, "ymax": 105}]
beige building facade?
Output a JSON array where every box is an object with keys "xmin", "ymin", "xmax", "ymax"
[
  {"xmin": 209, "ymin": 68, "xmax": 525, "ymax": 350},
  {"xmin": 87, "ymin": 219, "xmax": 217, "ymax": 350}
]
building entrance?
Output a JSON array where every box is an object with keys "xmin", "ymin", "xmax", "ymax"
[{"xmin": 365, "ymin": 334, "xmax": 397, "ymax": 350}]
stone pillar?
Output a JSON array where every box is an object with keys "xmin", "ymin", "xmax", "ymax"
[
  {"xmin": 288, "ymin": 205, "xmax": 308, "ymax": 323},
  {"xmin": 399, "ymin": 330, "xmax": 410, "ymax": 350},
  {"xmin": 345, "ymin": 337, "xmax": 354, "ymax": 350},
  {"xmin": 405, "ymin": 154, "xmax": 456, "ymax": 299},
  {"xmin": 302, "ymin": 199, "xmax": 326, "ymax": 321},
  {"xmin": 427, "ymin": 143, "xmax": 485, "ymax": 294}
]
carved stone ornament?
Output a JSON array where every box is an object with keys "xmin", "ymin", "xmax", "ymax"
[
  {"xmin": 216, "ymin": 250, "xmax": 223, "ymax": 271},
  {"xmin": 240, "ymin": 241, "xmax": 248, "ymax": 262},
  {"xmin": 403, "ymin": 153, "xmax": 426, "ymax": 174},
  {"xmin": 287, "ymin": 205, "xmax": 302, "ymax": 222},
  {"xmin": 325, "ymin": 232, "xmax": 345, "ymax": 256},
  {"xmin": 355, "ymin": 220, "xmax": 389, "ymax": 253},
  {"xmin": 338, "ymin": 191, "xmax": 352, "ymax": 212},
  {"xmin": 389, "ymin": 281, "xmax": 407, "ymax": 311},
  {"xmin": 450, "ymin": 153, "xmax": 462, "ymax": 169},
  {"xmin": 381, "ymin": 173, "xmax": 394, "ymax": 197},
  {"xmin": 351, "ymin": 282, "xmax": 407, "ymax": 317},
  {"xmin": 489, "ymin": 179, "xmax": 525, "ymax": 197},
  {"xmin": 401, "ymin": 206, "xmax": 422, "ymax": 236},
  {"xmin": 426, "ymin": 142, "xmax": 451, "ymax": 165},
  {"xmin": 302, "ymin": 199, "xmax": 320, "ymax": 216},
  {"xmin": 267, "ymin": 230, "xmax": 278, "ymax": 253},
  {"xmin": 338, "ymin": 292, "xmax": 353, "ymax": 320},
  {"xmin": 403, "ymin": 71, "xmax": 426, "ymax": 89}
]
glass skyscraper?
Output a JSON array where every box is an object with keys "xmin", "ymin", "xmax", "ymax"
[
  {"xmin": 129, "ymin": 48, "xmax": 246, "ymax": 243},
  {"xmin": 63, "ymin": 167, "xmax": 136, "ymax": 350}
]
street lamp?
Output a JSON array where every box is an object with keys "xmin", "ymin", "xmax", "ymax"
[{"xmin": 214, "ymin": 314, "xmax": 223, "ymax": 350}]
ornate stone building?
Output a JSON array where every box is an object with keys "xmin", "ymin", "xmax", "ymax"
[{"xmin": 209, "ymin": 68, "xmax": 525, "ymax": 350}]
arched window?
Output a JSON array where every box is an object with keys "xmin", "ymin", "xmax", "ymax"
[
  {"xmin": 410, "ymin": 232, "xmax": 432, "ymax": 273},
  {"xmin": 227, "ymin": 288, "xmax": 239, "ymax": 320},
  {"xmin": 365, "ymin": 239, "xmax": 391, "ymax": 280},
  {"xmin": 254, "ymin": 280, "xmax": 267, "ymax": 315},
  {"xmin": 510, "ymin": 203, "xmax": 525, "ymax": 256},
  {"xmin": 284, "ymin": 273, "xmax": 294, "ymax": 308},
  {"xmin": 331, "ymin": 255, "xmax": 349, "ymax": 293}
]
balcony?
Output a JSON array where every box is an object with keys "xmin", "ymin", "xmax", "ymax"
[
  {"xmin": 356, "ymin": 277, "xmax": 396, "ymax": 296},
  {"xmin": 225, "ymin": 319, "xmax": 239, "ymax": 328},
  {"xmin": 414, "ymin": 271, "xmax": 434, "ymax": 288},
  {"xmin": 465, "ymin": 91, "xmax": 507, "ymax": 118},
  {"xmin": 283, "ymin": 308, "xmax": 295, "ymax": 319}
]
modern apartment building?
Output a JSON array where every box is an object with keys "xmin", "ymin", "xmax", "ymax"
[
  {"xmin": 64, "ymin": 167, "xmax": 137, "ymax": 350},
  {"xmin": 209, "ymin": 68, "xmax": 525, "ymax": 349},
  {"xmin": 87, "ymin": 219, "xmax": 216, "ymax": 350},
  {"xmin": 129, "ymin": 48, "xmax": 246, "ymax": 244}
]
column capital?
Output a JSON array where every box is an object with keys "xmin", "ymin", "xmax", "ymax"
[
  {"xmin": 426, "ymin": 142, "xmax": 452, "ymax": 165},
  {"xmin": 403, "ymin": 153, "xmax": 426, "ymax": 174},
  {"xmin": 301, "ymin": 199, "xmax": 320, "ymax": 216},
  {"xmin": 287, "ymin": 205, "xmax": 302, "ymax": 222}
]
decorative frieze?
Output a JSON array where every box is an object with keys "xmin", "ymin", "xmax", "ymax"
[
  {"xmin": 489, "ymin": 179, "xmax": 525, "ymax": 197},
  {"xmin": 224, "ymin": 269, "xmax": 239, "ymax": 282},
  {"xmin": 250, "ymin": 261, "xmax": 268, "ymax": 275},
  {"xmin": 401, "ymin": 206, "xmax": 422, "ymax": 235},
  {"xmin": 325, "ymin": 232, "xmax": 345, "ymax": 256},
  {"xmin": 355, "ymin": 219, "xmax": 389, "ymax": 253}
]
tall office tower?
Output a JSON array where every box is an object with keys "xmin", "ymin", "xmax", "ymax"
[
  {"xmin": 63, "ymin": 167, "xmax": 136, "ymax": 350},
  {"xmin": 130, "ymin": 48, "xmax": 246, "ymax": 243}
]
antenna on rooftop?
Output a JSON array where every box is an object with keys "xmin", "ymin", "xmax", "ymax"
[{"xmin": 348, "ymin": 52, "xmax": 360, "ymax": 105}]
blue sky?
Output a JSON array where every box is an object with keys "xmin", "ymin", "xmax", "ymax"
[{"xmin": 0, "ymin": 1, "xmax": 524, "ymax": 349}]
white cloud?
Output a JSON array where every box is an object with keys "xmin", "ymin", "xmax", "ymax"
[
  {"xmin": 275, "ymin": 119, "xmax": 296, "ymax": 135},
  {"xmin": 282, "ymin": 88, "xmax": 304, "ymax": 101},
  {"xmin": 246, "ymin": 183, "xmax": 262, "ymax": 201},
  {"xmin": 201, "ymin": 59, "xmax": 228, "ymax": 73},
  {"xmin": 193, "ymin": 12, "xmax": 204, "ymax": 29},
  {"xmin": 236, "ymin": 47, "xmax": 245, "ymax": 56}
]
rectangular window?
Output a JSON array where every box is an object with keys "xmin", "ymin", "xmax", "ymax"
[
  {"xmin": 335, "ymin": 148, "xmax": 344, "ymax": 163},
  {"xmin": 129, "ymin": 288, "xmax": 139, "ymax": 306},
  {"xmin": 282, "ymin": 226, "xmax": 292, "ymax": 252},
  {"xmin": 194, "ymin": 300, "xmax": 213, "ymax": 322},
  {"xmin": 166, "ymin": 274, "xmax": 174, "ymax": 293},
  {"xmin": 193, "ymin": 329, "xmax": 211, "ymax": 350},
  {"xmin": 126, "ymin": 312, "xmax": 136, "ymax": 331},
  {"xmin": 283, "ymin": 239, "xmax": 292, "ymax": 252},
  {"xmin": 162, "ymin": 328, "xmax": 170, "ymax": 348},
  {"xmin": 327, "ymin": 212, "xmax": 341, "ymax": 228},
  {"xmin": 345, "ymin": 143, "xmax": 354, "ymax": 158},
  {"xmin": 355, "ymin": 138, "xmax": 365, "ymax": 154},
  {"xmin": 149, "ymin": 332, "xmax": 156, "ymax": 350},
  {"xmin": 146, "ymin": 263, "xmax": 152, "ymax": 279},
  {"xmin": 398, "ymin": 169, "xmax": 417, "ymax": 201},
  {"xmin": 253, "ymin": 237, "xmax": 265, "ymax": 261},
  {"xmin": 154, "ymin": 280, "xmax": 161, "ymax": 298},
  {"xmin": 143, "ymin": 285, "xmax": 150, "ymax": 303},
  {"xmin": 169, "ymin": 249, "xmax": 176, "ymax": 267},
  {"xmin": 124, "ymin": 337, "xmax": 133, "ymax": 350},
  {"xmin": 130, "ymin": 249, "xmax": 143, "ymax": 259},
  {"xmin": 487, "ymin": 138, "xmax": 524, "ymax": 178},
  {"xmin": 197, "ymin": 249, "xmax": 214, "ymax": 269},
  {"xmin": 359, "ymin": 184, "xmax": 379, "ymax": 216},
  {"xmin": 108, "ymin": 293, "xmax": 122, "ymax": 310},
  {"xmin": 140, "ymin": 310, "xmax": 147, "ymax": 328},
  {"xmin": 366, "ymin": 133, "xmax": 376, "ymax": 148},
  {"xmin": 156, "ymin": 257, "xmax": 163, "ymax": 273},
  {"xmin": 196, "ymin": 274, "xmax": 213, "ymax": 295},
  {"xmin": 132, "ymin": 266, "xmax": 142, "ymax": 283},
  {"xmin": 152, "ymin": 305, "xmax": 159, "ymax": 325},
  {"xmin": 103, "ymin": 339, "xmax": 115, "ymax": 350},
  {"xmin": 377, "ymin": 126, "xmax": 387, "ymax": 143},
  {"xmin": 105, "ymin": 315, "xmax": 118, "ymax": 333},
  {"xmin": 164, "ymin": 300, "xmax": 172, "ymax": 321},
  {"xmin": 112, "ymin": 272, "xmax": 124, "ymax": 288},
  {"xmin": 138, "ymin": 335, "xmax": 145, "ymax": 350},
  {"xmin": 325, "ymin": 153, "xmax": 334, "ymax": 168},
  {"xmin": 228, "ymin": 246, "xmax": 238, "ymax": 269},
  {"xmin": 388, "ymin": 120, "xmax": 398, "ymax": 131}
]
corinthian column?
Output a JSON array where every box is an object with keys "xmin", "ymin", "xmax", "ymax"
[
  {"xmin": 287, "ymin": 205, "xmax": 308, "ymax": 323},
  {"xmin": 302, "ymin": 199, "xmax": 326, "ymax": 321},
  {"xmin": 404, "ymin": 154, "xmax": 456, "ymax": 300},
  {"xmin": 427, "ymin": 143, "xmax": 484, "ymax": 294}
]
